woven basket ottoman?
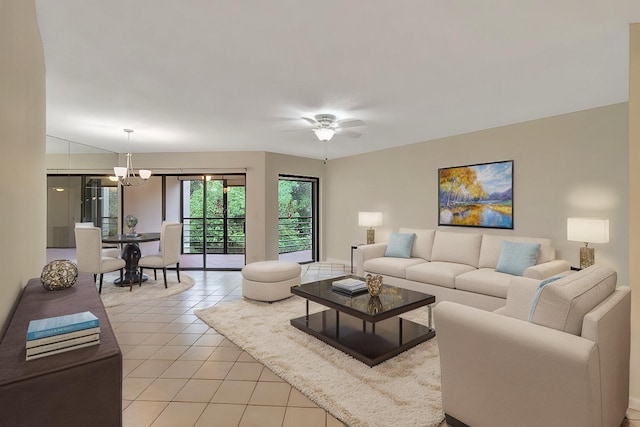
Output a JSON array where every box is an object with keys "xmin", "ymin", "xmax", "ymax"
[{"xmin": 241, "ymin": 260, "xmax": 301, "ymax": 302}]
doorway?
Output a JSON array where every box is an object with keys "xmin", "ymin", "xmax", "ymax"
[
  {"xmin": 278, "ymin": 175, "xmax": 319, "ymax": 263},
  {"xmin": 179, "ymin": 174, "xmax": 246, "ymax": 269}
]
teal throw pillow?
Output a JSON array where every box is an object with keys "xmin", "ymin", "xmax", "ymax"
[
  {"xmin": 495, "ymin": 241, "xmax": 541, "ymax": 276},
  {"xmin": 384, "ymin": 233, "xmax": 416, "ymax": 258},
  {"xmin": 528, "ymin": 276, "xmax": 562, "ymax": 322}
]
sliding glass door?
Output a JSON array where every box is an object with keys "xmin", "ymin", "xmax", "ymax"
[
  {"xmin": 278, "ymin": 175, "xmax": 318, "ymax": 263},
  {"xmin": 180, "ymin": 175, "xmax": 246, "ymax": 269}
]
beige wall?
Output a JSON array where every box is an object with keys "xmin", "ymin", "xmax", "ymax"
[
  {"xmin": 324, "ymin": 104, "xmax": 629, "ymax": 286},
  {"xmin": 629, "ymin": 23, "xmax": 640, "ymax": 410},
  {"xmin": 0, "ymin": 0, "xmax": 46, "ymax": 328},
  {"xmin": 122, "ymin": 176, "xmax": 164, "ymax": 254}
]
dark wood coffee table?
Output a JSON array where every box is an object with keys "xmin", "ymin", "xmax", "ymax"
[{"xmin": 290, "ymin": 276, "xmax": 435, "ymax": 367}]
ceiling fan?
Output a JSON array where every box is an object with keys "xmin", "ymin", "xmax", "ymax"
[{"xmin": 299, "ymin": 114, "xmax": 365, "ymax": 142}]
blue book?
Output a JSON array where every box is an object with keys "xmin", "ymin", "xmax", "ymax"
[{"xmin": 26, "ymin": 311, "xmax": 99, "ymax": 340}]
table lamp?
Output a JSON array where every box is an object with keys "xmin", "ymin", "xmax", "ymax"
[
  {"xmin": 359, "ymin": 212, "xmax": 382, "ymax": 245},
  {"xmin": 567, "ymin": 217, "xmax": 609, "ymax": 269}
]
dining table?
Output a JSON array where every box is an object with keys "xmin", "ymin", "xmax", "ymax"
[{"xmin": 102, "ymin": 232, "xmax": 161, "ymax": 286}]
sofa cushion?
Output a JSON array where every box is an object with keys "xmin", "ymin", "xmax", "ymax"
[
  {"xmin": 384, "ymin": 233, "xmax": 416, "ymax": 258},
  {"xmin": 363, "ymin": 257, "xmax": 426, "ymax": 278},
  {"xmin": 503, "ymin": 276, "xmax": 546, "ymax": 320},
  {"xmin": 455, "ymin": 268, "xmax": 513, "ymax": 299},
  {"xmin": 431, "ymin": 231, "xmax": 482, "ymax": 268},
  {"xmin": 478, "ymin": 234, "xmax": 554, "ymax": 269},
  {"xmin": 406, "ymin": 261, "xmax": 476, "ymax": 289},
  {"xmin": 399, "ymin": 228, "xmax": 436, "ymax": 261},
  {"xmin": 495, "ymin": 241, "xmax": 541, "ymax": 276},
  {"xmin": 529, "ymin": 264, "xmax": 616, "ymax": 335}
]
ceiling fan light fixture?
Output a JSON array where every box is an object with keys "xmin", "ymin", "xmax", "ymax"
[{"xmin": 314, "ymin": 127, "xmax": 335, "ymax": 142}]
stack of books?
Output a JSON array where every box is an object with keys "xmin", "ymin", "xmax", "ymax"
[
  {"xmin": 331, "ymin": 277, "xmax": 368, "ymax": 296},
  {"xmin": 25, "ymin": 311, "xmax": 100, "ymax": 361}
]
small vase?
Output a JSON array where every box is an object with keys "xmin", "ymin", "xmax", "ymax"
[
  {"xmin": 125, "ymin": 215, "xmax": 139, "ymax": 237},
  {"xmin": 365, "ymin": 274, "xmax": 383, "ymax": 297},
  {"xmin": 367, "ymin": 296, "xmax": 383, "ymax": 314}
]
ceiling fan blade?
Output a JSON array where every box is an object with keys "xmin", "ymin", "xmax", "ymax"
[
  {"xmin": 280, "ymin": 128, "xmax": 309, "ymax": 133},
  {"xmin": 337, "ymin": 129, "xmax": 362, "ymax": 138},
  {"xmin": 335, "ymin": 119, "xmax": 365, "ymax": 129},
  {"xmin": 301, "ymin": 117, "xmax": 318, "ymax": 126}
]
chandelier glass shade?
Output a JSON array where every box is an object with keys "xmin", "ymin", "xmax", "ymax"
[
  {"xmin": 113, "ymin": 129, "xmax": 151, "ymax": 186},
  {"xmin": 313, "ymin": 127, "xmax": 335, "ymax": 142}
]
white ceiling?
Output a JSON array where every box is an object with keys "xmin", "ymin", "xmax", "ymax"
[{"xmin": 36, "ymin": 1, "xmax": 640, "ymax": 160}]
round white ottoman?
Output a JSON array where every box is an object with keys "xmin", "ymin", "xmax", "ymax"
[{"xmin": 241, "ymin": 261, "xmax": 301, "ymax": 302}]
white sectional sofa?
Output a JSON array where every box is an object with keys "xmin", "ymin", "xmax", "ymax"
[
  {"xmin": 435, "ymin": 265, "xmax": 630, "ymax": 427},
  {"xmin": 354, "ymin": 228, "xmax": 570, "ymax": 311}
]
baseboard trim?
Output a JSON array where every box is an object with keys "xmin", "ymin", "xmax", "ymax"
[{"xmin": 629, "ymin": 396, "xmax": 640, "ymax": 411}]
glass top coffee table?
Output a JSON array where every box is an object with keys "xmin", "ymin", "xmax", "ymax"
[{"xmin": 290, "ymin": 275, "xmax": 436, "ymax": 367}]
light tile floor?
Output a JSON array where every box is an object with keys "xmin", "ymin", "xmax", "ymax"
[
  {"xmin": 106, "ymin": 266, "xmax": 640, "ymax": 427},
  {"xmin": 111, "ymin": 266, "xmax": 354, "ymax": 427}
]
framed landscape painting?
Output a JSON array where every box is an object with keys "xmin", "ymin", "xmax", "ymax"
[{"xmin": 438, "ymin": 160, "xmax": 513, "ymax": 229}]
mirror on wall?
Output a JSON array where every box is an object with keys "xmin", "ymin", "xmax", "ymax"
[{"xmin": 46, "ymin": 136, "xmax": 118, "ymax": 248}]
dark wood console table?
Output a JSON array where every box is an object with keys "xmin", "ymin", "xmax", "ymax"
[{"xmin": 0, "ymin": 273, "xmax": 122, "ymax": 426}]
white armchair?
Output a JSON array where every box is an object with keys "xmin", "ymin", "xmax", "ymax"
[
  {"xmin": 434, "ymin": 265, "xmax": 630, "ymax": 427},
  {"xmin": 74, "ymin": 227, "xmax": 126, "ymax": 293},
  {"xmin": 137, "ymin": 222, "xmax": 182, "ymax": 290}
]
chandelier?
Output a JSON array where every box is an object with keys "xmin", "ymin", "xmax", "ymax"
[{"xmin": 113, "ymin": 129, "xmax": 151, "ymax": 186}]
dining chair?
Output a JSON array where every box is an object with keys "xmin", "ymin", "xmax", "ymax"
[
  {"xmin": 137, "ymin": 222, "xmax": 182, "ymax": 291},
  {"xmin": 75, "ymin": 222, "xmax": 120, "ymax": 258},
  {"xmin": 74, "ymin": 227, "xmax": 126, "ymax": 293}
]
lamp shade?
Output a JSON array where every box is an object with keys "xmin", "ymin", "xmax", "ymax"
[
  {"xmin": 359, "ymin": 212, "xmax": 382, "ymax": 227},
  {"xmin": 567, "ymin": 217, "xmax": 609, "ymax": 244}
]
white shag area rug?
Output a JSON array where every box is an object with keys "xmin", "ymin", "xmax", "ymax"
[
  {"xmin": 195, "ymin": 296, "xmax": 444, "ymax": 427},
  {"xmin": 100, "ymin": 273, "xmax": 194, "ymax": 308}
]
